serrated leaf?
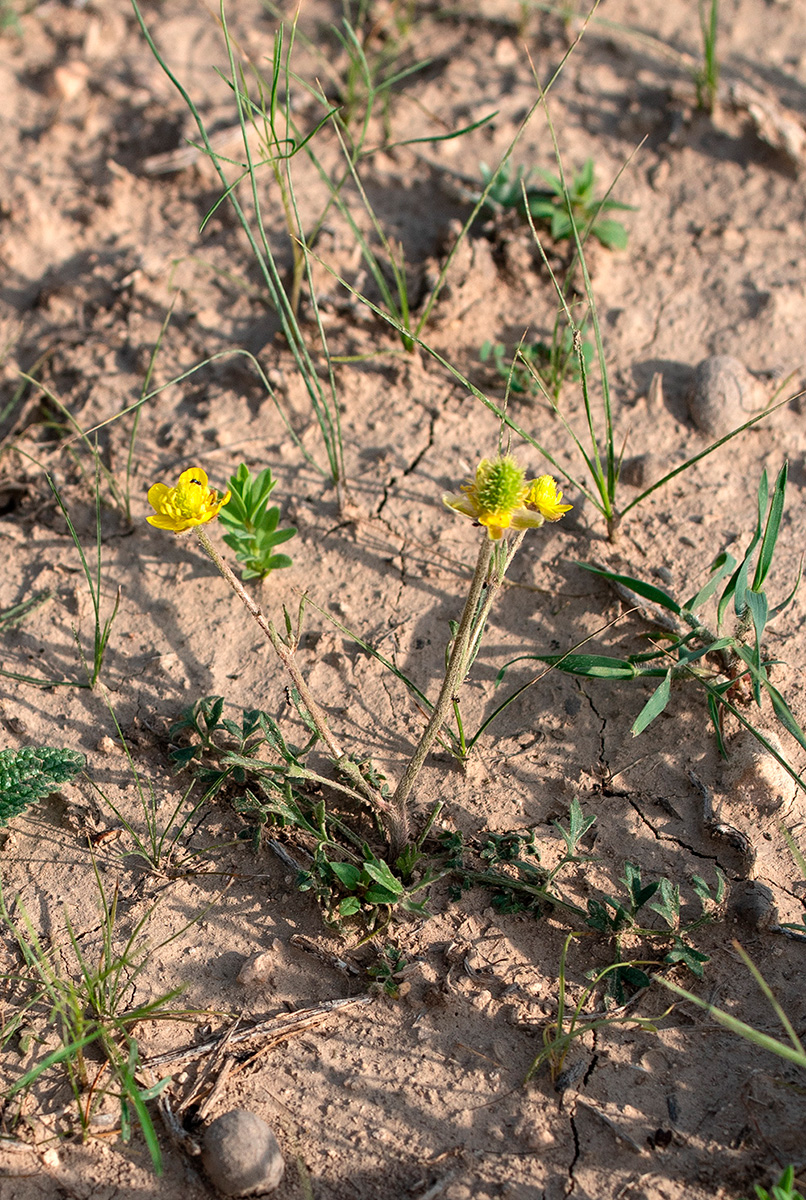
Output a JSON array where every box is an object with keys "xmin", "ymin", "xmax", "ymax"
[{"xmin": 0, "ymin": 747, "xmax": 85, "ymax": 825}]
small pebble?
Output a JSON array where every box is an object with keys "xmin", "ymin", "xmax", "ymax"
[
  {"xmin": 686, "ymin": 355, "xmax": 761, "ymax": 438},
  {"xmin": 202, "ymin": 1110, "xmax": 284, "ymax": 1197}
]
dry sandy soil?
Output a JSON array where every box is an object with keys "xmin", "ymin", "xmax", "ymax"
[{"xmin": 1, "ymin": 1, "xmax": 806, "ymax": 1198}]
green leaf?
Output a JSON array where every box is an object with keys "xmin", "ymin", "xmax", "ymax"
[
  {"xmin": 684, "ymin": 551, "xmax": 735, "ymax": 611},
  {"xmin": 531, "ymin": 653, "xmax": 639, "ymax": 679},
  {"xmin": 364, "ymin": 884, "xmax": 400, "ymax": 905},
  {"xmin": 338, "ymin": 896, "xmax": 361, "ymax": 917},
  {"xmin": 330, "ymin": 861, "xmax": 362, "ymax": 890},
  {"xmin": 575, "ymin": 562, "xmax": 682, "ymax": 615},
  {"xmin": 664, "ymin": 942, "xmax": 709, "ymax": 977},
  {"xmin": 0, "ymin": 747, "xmax": 85, "ymax": 825},
  {"xmin": 591, "ymin": 218, "xmax": 628, "ymax": 250},
  {"xmin": 753, "ymin": 463, "xmax": 786, "ymax": 592},
  {"xmin": 361, "ymin": 858, "xmax": 404, "ymax": 897},
  {"xmin": 631, "ymin": 669, "xmax": 672, "ymax": 736}
]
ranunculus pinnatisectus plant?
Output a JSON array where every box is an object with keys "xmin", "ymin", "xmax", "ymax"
[{"xmin": 146, "ymin": 455, "xmax": 571, "ymax": 859}]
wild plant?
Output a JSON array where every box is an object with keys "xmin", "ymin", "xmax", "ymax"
[
  {"xmin": 217, "ymin": 464, "xmax": 297, "ymax": 581},
  {"xmin": 0, "ymin": 864, "xmax": 200, "ymax": 1172},
  {"xmin": 658, "ymin": 834, "xmax": 806, "ymax": 1070},
  {"xmin": 448, "ymin": 800, "xmax": 720, "ymax": 1003},
  {"xmin": 526, "ymin": 932, "xmax": 671, "ymax": 1085},
  {"xmin": 144, "ymin": 454, "xmax": 572, "ymax": 916},
  {"xmin": 479, "ymin": 156, "xmax": 634, "ymax": 250},
  {"xmin": 509, "ymin": 464, "xmax": 806, "ymax": 786},
  {"xmin": 132, "ymin": 1, "xmax": 347, "ymax": 493},
  {"xmin": 695, "ymin": 0, "xmax": 720, "ymax": 113},
  {"xmin": 480, "ymin": 327, "xmax": 593, "ymax": 403},
  {"xmin": 747, "ymin": 1167, "xmax": 805, "ymax": 1200},
  {"xmin": 0, "ymin": 746, "xmax": 85, "ymax": 827}
]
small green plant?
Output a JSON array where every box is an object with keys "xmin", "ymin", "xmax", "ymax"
[
  {"xmin": 659, "ymin": 837, "xmax": 806, "ymax": 1074},
  {"xmin": 511, "ymin": 464, "xmax": 805, "ymax": 784},
  {"xmin": 132, "ymin": 1, "xmax": 347, "ymax": 492},
  {"xmin": 218, "ymin": 464, "xmax": 297, "ymax": 581},
  {"xmin": 479, "ymin": 157, "xmax": 634, "ymax": 250},
  {"xmin": 0, "ymin": 867, "xmax": 198, "ymax": 1172},
  {"xmin": 450, "ymin": 800, "xmax": 720, "ymax": 1003},
  {"xmin": 168, "ymin": 694, "xmax": 444, "ymax": 932},
  {"xmin": 0, "ymin": 0, "xmax": 21, "ymax": 35},
  {"xmin": 366, "ymin": 944, "xmax": 409, "ymax": 998},
  {"xmin": 747, "ymin": 1167, "xmax": 805, "ymax": 1200},
  {"xmin": 527, "ymin": 932, "xmax": 670, "ymax": 1085},
  {"xmin": 0, "ymin": 746, "xmax": 85, "ymax": 826},
  {"xmin": 695, "ymin": 0, "xmax": 720, "ymax": 113},
  {"xmin": 480, "ymin": 329, "xmax": 593, "ymax": 402}
]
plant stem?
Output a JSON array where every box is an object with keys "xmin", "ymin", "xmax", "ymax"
[
  {"xmin": 196, "ymin": 527, "xmax": 343, "ymax": 758},
  {"xmin": 194, "ymin": 527, "xmax": 406, "ymax": 850},
  {"xmin": 391, "ymin": 537, "xmax": 494, "ymax": 816}
]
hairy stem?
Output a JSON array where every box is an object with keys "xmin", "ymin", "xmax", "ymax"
[{"xmin": 391, "ymin": 537, "xmax": 494, "ymax": 816}]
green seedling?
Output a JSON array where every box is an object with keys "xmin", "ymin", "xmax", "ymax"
[
  {"xmin": 479, "ymin": 157, "xmax": 634, "ymax": 250},
  {"xmin": 659, "ymin": 838, "xmax": 806, "ymax": 1075},
  {"xmin": 367, "ymin": 944, "xmax": 409, "ymax": 999},
  {"xmin": 218, "ymin": 465, "xmax": 297, "ymax": 581},
  {"xmin": 480, "ymin": 329, "xmax": 593, "ymax": 402},
  {"xmin": 0, "ymin": 866, "xmax": 200, "ymax": 1172},
  {"xmin": 528, "ymin": 932, "xmax": 670, "ymax": 1085},
  {"xmin": 528, "ymin": 157, "xmax": 634, "ymax": 249},
  {"xmin": 0, "ymin": 1, "xmax": 21, "ymax": 36},
  {"xmin": 48, "ymin": 472, "xmax": 120, "ymax": 688},
  {"xmin": 169, "ymin": 693, "xmax": 444, "ymax": 933},
  {"xmin": 449, "ymin": 800, "xmax": 721, "ymax": 1004},
  {"xmin": 0, "ymin": 747, "xmax": 85, "ymax": 826},
  {"xmin": 511, "ymin": 464, "xmax": 805, "ymax": 783},
  {"xmin": 748, "ymin": 1167, "xmax": 805, "ymax": 1200},
  {"xmin": 132, "ymin": 1, "xmax": 347, "ymax": 493},
  {"xmin": 659, "ymin": 939, "xmax": 806, "ymax": 1073},
  {"xmin": 695, "ymin": 0, "xmax": 720, "ymax": 113}
]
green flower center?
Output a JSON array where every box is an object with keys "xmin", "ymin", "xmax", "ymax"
[{"xmin": 475, "ymin": 457, "xmax": 525, "ymax": 516}]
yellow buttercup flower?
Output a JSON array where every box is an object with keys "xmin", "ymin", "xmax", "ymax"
[
  {"xmin": 443, "ymin": 456, "xmax": 546, "ymax": 541},
  {"xmin": 146, "ymin": 467, "xmax": 231, "ymax": 534},
  {"xmin": 526, "ymin": 475, "xmax": 573, "ymax": 522}
]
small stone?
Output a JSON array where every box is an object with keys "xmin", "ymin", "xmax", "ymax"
[
  {"xmin": 686, "ymin": 355, "xmax": 762, "ymax": 438},
  {"xmin": 236, "ymin": 951, "xmax": 274, "ymax": 988},
  {"xmin": 202, "ymin": 1110, "xmax": 284, "ymax": 1196},
  {"xmin": 729, "ymin": 882, "xmax": 778, "ymax": 930},
  {"xmin": 95, "ymin": 735, "xmax": 120, "ymax": 755}
]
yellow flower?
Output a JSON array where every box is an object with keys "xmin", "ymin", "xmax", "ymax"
[
  {"xmin": 146, "ymin": 467, "xmax": 231, "ymax": 534},
  {"xmin": 443, "ymin": 456, "xmax": 545, "ymax": 540},
  {"xmin": 526, "ymin": 475, "xmax": 573, "ymax": 522}
]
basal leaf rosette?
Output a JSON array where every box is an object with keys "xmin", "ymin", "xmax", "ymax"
[
  {"xmin": 146, "ymin": 467, "xmax": 231, "ymax": 534},
  {"xmin": 443, "ymin": 456, "xmax": 571, "ymax": 540}
]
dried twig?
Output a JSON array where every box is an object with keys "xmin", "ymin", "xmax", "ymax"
[{"xmin": 143, "ymin": 995, "xmax": 373, "ymax": 1070}]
